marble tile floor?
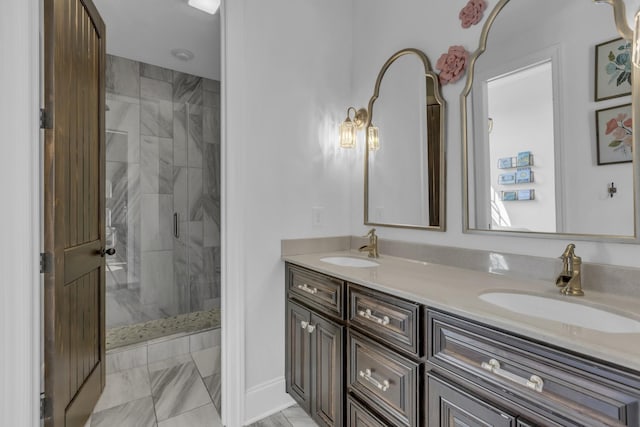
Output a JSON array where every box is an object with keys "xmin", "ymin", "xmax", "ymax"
[
  {"xmin": 86, "ymin": 350, "xmax": 222, "ymax": 427},
  {"xmin": 86, "ymin": 344, "xmax": 313, "ymax": 427}
]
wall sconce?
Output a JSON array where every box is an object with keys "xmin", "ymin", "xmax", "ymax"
[
  {"xmin": 339, "ymin": 107, "xmax": 368, "ymax": 148},
  {"xmin": 367, "ymin": 124, "xmax": 380, "ymax": 151}
]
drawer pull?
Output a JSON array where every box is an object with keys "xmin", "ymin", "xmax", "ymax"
[
  {"xmin": 359, "ymin": 368, "xmax": 390, "ymax": 392},
  {"xmin": 297, "ymin": 283, "xmax": 318, "ymax": 295},
  {"xmin": 306, "ymin": 324, "xmax": 316, "ymax": 334},
  {"xmin": 480, "ymin": 359, "xmax": 544, "ymax": 392},
  {"xmin": 300, "ymin": 321, "xmax": 309, "ymax": 330},
  {"xmin": 358, "ymin": 308, "xmax": 390, "ymax": 326}
]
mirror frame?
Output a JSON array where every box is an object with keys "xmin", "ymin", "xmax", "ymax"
[
  {"xmin": 461, "ymin": 0, "xmax": 640, "ymax": 242},
  {"xmin": 364, "ymin": 48, "xmax": 446, "ymax": 231}
]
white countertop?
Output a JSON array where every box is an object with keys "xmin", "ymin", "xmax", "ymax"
[{"xmin": 283, "ymin": 250, "xmax": 640, "ymax": 372}]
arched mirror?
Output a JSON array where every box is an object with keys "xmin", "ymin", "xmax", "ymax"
[
  {"xmin": 462, "ymin": 0, "xmax": 639, "ymax": 241},
  {"xmin": 365, "ymin": 48, "xmax": 446, "ymax": 230}
]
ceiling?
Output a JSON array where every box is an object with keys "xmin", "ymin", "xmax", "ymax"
[{"xmin": 93, "ymin": 0, "xmax": 221, "ymax": 80}]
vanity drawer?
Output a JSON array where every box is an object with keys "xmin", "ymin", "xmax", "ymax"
[
  {"xmin": 348, "ymin": 284, "xmax": 421, "ymax": 356},
  {"xmin": 347, "ymin": 395, "xmax": 393, "ymax": 427},
  {"xmin": 287, "ymin": 264, "xmax": 344, "ymax": 319},
  {"xmin": 348, "ymin": 329, "xmax": 420, "ymax": 427},
  {"xmin": 427, "ymin": 310, "xmax": 640, "ymax": 427}
]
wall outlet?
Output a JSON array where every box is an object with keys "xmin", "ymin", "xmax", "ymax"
[{"xmin": 312, "ymin": 207, "xmax": 325, "ymax": 227}]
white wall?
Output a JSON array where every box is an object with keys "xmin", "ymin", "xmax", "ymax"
[
  {"xmin": 224, "ymin": 0, "xmax": 354, "ymax": 422},
  {"xmin": 349, "ymin": 0, "xmax": 640, "ymax": 267},
  {"xmin": 0, "ymin": 0, "xmax": 40, "ymax": 425}
]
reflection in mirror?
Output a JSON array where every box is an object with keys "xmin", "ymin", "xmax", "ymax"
[
  {"xmin": 365, "ymin": 49, "xmax": 445, "ymax": 230},
  {"xmin": 463, "ymin": 0, "xmax": 637, "ymax": 238}
]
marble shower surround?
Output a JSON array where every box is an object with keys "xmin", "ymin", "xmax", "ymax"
[{"xmin": 106, "ymin": 54, "xmax": 221, "ymax": 330}]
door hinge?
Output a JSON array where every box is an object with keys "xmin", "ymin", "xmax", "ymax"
[
  {"xmin": 40, "ymin": 108, "xmax": 51, "ymax": 129},
  {"xmin": 40, "ymin": 394, "xmax": 49, "ymax": 420},
  {"xmin": 40, "ymin": 252, "xmax": 52, "ymax": 274}
]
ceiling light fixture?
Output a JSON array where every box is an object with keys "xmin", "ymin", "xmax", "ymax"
[
  {"xmin": 188, "ymin": 0, "xmax": 221, "ymax": 15},
  {"xmin": 171, "ymin": 48, "xmax": 195, "ymax": 61}
]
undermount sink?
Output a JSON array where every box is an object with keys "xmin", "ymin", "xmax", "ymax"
[
  {"xmin": 479, "ymin": 291, "xmax": 640, "ymax": 334},
  {"xmin": 320, "ymin": 256, "xmax": 379, "ymax": 268}
]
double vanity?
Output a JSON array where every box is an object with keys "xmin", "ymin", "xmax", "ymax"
[
  {"xmin": 282, "ymin": 0, "xmax": 640, "ymax": 424},
  {"xmin": 283, "ymin": 250, "xmax": 640, "ymax": 427}
]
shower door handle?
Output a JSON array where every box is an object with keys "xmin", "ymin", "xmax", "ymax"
[{"xmin": 174, "ymin": 213, "xmax": 179, "ymax": 238}]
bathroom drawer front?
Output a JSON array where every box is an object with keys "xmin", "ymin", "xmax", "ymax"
[
  {"xmin": 287, "ymin": 264, "xmax": 344, "ymax": 319},
  {"xmin": 347, "ymin": 395, "xmax": 395, "ymax": 427},
  {"xmin": 428, "ymin": 310, "xmax": 640, "ymax": 427},
  {"xmin": 348, "ymin": 330, "xmax": 420, "ymax": 427},
  {"xmin": 348, "ymin": 284, "xmax": 421, "ymax": 356}
]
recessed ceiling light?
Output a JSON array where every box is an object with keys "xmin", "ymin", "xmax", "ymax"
[
  {"xmin": 171, "ymin": 48, "xmax": 195, "ymax": 61},
  {"xmin": 188, "ymin": 0, "xmax": 220, "ymax": 15}
]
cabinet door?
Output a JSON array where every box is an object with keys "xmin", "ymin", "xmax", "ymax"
[
  {"xmin": 311, "ymin": 312, "xmax": 344, "ymax": 427},
  {"xmin": 286, "ymin": 301, "xmax": 312, "ymax": 411},
  {"xmin": 428, "ymin": 375, "xmax": 517, "ymax": 427}
]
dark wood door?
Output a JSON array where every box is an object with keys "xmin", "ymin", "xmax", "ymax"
[
  {"xmin": 43, "ymin": 0, "xmax": 106, "ymax": 425},
  {"xmin": 311, "ymin": 312, "xmax": 343, "ymax": 427},
  {"xmin": 286, "ymin": 300, "xmax": 312, "ymax": 411},
  {"xmin": 428, "ymin": 375, "xmax": 516, "ymax": 427}
]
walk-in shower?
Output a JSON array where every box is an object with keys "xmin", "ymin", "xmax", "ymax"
[{"xmin": 105, "ymin": 54, "xmax": 221, "ymax": 349}]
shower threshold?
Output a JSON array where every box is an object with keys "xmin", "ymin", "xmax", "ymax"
[{"xmin": 106, "ymin": 308, "xmax": 221, "ymax": 350}]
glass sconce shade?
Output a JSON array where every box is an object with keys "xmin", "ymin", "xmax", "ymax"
[
  {"xmin": 339, "ymin": 107, "xmax": 369, "ymax": 148},
  {"xmin": 340, "ymin": 118, "xmax": 357, "ymax": 148},
  {"xmin": 367, "ymin": 125, "xmax": 380, "ymax": 151}
]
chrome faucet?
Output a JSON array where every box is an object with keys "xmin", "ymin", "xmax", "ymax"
[
  {"xmin": 359, "ymin": 228, "xmax": 379, "ymax": 258},
  {"xmin": 555, "ymin": 243, "xmax": 584, "ymax": 296}
]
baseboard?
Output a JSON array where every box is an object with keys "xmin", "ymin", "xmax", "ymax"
[{"xmin": 243, "ymin": 376, "xmax": 295, "ymax": 425}]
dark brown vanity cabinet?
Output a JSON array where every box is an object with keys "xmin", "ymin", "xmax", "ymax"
[
  {"xmin": 285, "ymin": 264, "xmax": 345, "ymax": 427},
  {"xmin": 285, "ymin": 262, "xmax": 640, "ymax": 427}
]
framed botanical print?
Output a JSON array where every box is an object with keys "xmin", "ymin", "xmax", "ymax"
[
  {"xmin": 595, "ymin": 103, "xmax": 633, "ymax": 165},
  {"xmin": 595, "ymin": 37, "xmax": 632, "ymax": 101}
]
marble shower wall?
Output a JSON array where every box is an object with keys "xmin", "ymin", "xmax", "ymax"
[{"xmin": 105, "ymin": 55, "xmax": 221, "ymax": 329}]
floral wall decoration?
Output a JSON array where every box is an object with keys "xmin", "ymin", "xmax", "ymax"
[
  {"xmin": 436, "ymin": 45, "xmax": 469, "ymax": 85},
  {"xmin": 459, "ymin": 0, "xmax": 487, "ymax": 28},
  {"xmin": 596, "ymin": 103, "xmax": 633, "ymax": 165}
]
